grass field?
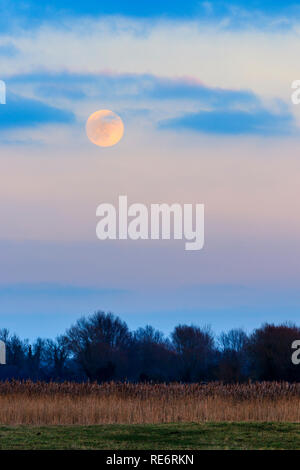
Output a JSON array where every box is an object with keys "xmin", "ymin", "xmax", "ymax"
[
  {"xmin": 0, "ymin": 423, "xmax": 299, "ymax": 450},
  {"xmin": 0, "ymin": 382, "xmax": 299, "ymax": 450}
]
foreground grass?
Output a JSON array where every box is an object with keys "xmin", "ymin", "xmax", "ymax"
[{"xmin": 0, "ymin": 423, "xmax": 299, "ymax": 450}]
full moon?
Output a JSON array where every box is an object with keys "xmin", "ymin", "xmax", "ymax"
[{"xmin": 86, "ymin": 109, "xmax": 124, "ymax": 147}]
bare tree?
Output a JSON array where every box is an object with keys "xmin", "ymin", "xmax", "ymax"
[
  {"xmin": 133, "ymin": 326, "xmax": 174, "ymax": 381},
  {"xmin": 44, "ymin": 336, "xmax": 70, "ymax": 378},
  {"xmin": 65, "ymin": 311, "xmax": 132, "ymax": 381},
  {"xmin": 218, "ymin": 328, "xmax": 249, "ymax": 382},
  {"xmin": 248, "ymin": 323, "xmax": 300, "ymax": 381},
  {"xmin": 171, "ymin": 324, "xmax": 215, "ymax": 382}
]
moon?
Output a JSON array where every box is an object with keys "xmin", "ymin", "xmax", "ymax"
[{"xmin": 86, "ymin": 109, "xmax": 124, "ymax": 147}]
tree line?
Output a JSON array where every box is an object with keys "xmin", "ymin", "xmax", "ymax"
[{"xmin": 0, "ymin": 311, "xmax": 299, "ymax": 382}]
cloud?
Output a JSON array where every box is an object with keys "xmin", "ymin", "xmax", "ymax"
[
  {"xmin": 1, "ymin": 16, "xmax": 299, "ymax": 105},
  {"xmin": 5, "ymin": 71, "xmax": 294, "ymax": 136},
  {"xmin": 36, "ymin": 84, "xmax": 86, "ymax": 101},
  {"xmin": 7, "ymin": 70, "xmax": 260, "ymax": 108},
  {"xmin": 0, "ymin": 92, "xmax": 75, "ymax": 129},
  {"xmin": 0, "ymin": 42, "xmax": 19, "ymax": 57},
  {"xmin": 0, "ymin": 283, "xmax": 126, "ymax": 298},
  {"xmin": 159, "ymin": 108, "xmax": 295, "ymax": 135},
  {"xmin": 143, "ymin": 76, "xmax": 259, "ymax": 107}
]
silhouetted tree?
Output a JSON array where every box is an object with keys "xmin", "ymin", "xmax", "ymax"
[
  {"xmin": 132, "ymin": 325, "xmax": 175, "ymax": 381},
  {"xmin": 171, "ymin": 324, "xmax": 215, "ymax": 381},
  {"xmin": 65, "ymin": 311, "xmax": 132, "ymax": 381},
  {"xmin": 27, "ymin": 338, "xmax": 47, "ymax": 378},
  {"xmin": 44, "ymin": 336, "xmax": 70, "ymax": 378},
  {"xmin": 218, "ymin": 328, "xmax": 249, "ymax": 382},
  {"xmin": 0, "ymin": 331, "xmax": 28, "ymax": 379},
  {"xmin": 0, "ymin": 316, "xmax": 299, "ymax": 383},
  {"xmin": 248, "ymin": 323, "xmax": 300, "ymax": 381}
]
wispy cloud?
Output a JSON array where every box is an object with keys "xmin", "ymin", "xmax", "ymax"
[
  {"xmin": 8, "ymin": 71, "xmax": 259, "ymax": 106},
  {"xmin": 159, "ymin": 108, "xmax": 295, "ymax": 136},
  {"xmin": 5, "ymin": 71, "xmax": 294, "ymax": 136},
  {"xmin": 0, "ymin": 42, "xmax": 19, "ymax": 57},
  {"xmin": 0, "ymin": 91, "xmax": 75, "ymax": 129}
]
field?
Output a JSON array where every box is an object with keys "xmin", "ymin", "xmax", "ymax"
[
  {"xmin": 0, "ymin": 380, "xmax": 300, "ymax": 425},
  {"xmin": 0, "ymin": 423, "xmax": 299, "ymax": 449},
  {"xmin": 0, "ymin": 381, "xmax": 300, "ymax": 449}
]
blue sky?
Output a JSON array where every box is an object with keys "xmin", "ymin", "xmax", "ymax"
[
  {"xmin": 0, "ymin": 1, "xmax": 300, "ymax": 340},
  {"xmin": 0, "ymin": 92, "xmax": 74, "ymax": 128},
  {"xmin": 2, "ymin": 1, "xmax": 300, "ymax": 19},
  {"xmin": 1, "ymin": 281, "xmax": 300, "ymax": 341},
  {"xmin": 2, "ymin": 1, "xmax": 300, "ymax": 35}
]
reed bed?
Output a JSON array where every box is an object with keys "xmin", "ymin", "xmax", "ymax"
[{"xmin": 0, "ymin": 381, "xmax": 299, "ymax": 425}]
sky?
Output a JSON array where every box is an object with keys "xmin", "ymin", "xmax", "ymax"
[{"xmin": 0, "ymin": 1, "xmax": 300, "ymax": 340}]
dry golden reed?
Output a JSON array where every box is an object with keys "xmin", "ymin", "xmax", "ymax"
[{"xmin": 0, "ymin": 381, "xmax": 299, "ymax": 425}]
